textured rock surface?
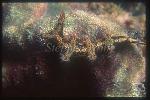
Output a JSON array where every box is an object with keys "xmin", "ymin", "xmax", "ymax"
[{"xmin": 2, "ymin": 3, "xmax": 145, "ymax": 97}]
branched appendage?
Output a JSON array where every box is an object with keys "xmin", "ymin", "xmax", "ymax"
[
  {"xmin": 48, "ymin": 10, "xmax": 65, "ymax": 45},
  {"xmin": 111, "ymin": 35, "xmax": 146, "ymax": 45},
  {"xmin": 61, "ymin": 34, "xmax": 77, "ymax": 61},
  {"xmin": 54, "ymin": 10, "xmax": 65, "ymax": 37},
  {"xmin": 45, "ymin": 10, "xmax": 66, "ymax": 56},
  {"xmin": 55, "ymin": 34, "xmax": 63, "ymax": 46},
  {"xmin": 83, "ymin": 35, "xmax": 96, "ymax": 60}
]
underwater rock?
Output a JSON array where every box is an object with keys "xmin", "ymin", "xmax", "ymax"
[{"xmin": 2, "ymin": 3, "xmax": 145, "ymax": 97}]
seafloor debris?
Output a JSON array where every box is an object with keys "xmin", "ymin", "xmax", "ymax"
[{"xmin": 2, "ymin": 3, "xmax": 145, "ymax": 97}]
